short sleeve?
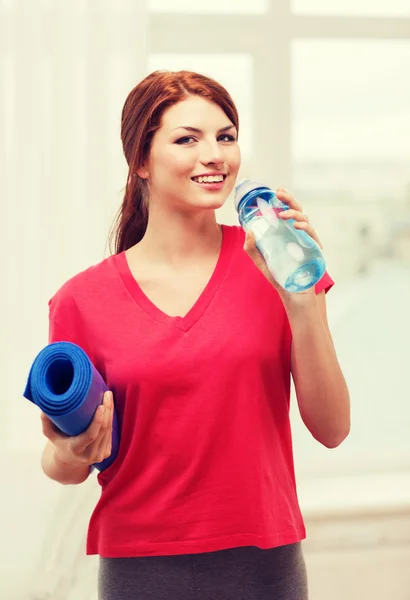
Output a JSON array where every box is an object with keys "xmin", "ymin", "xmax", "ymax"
[
  {"xmin": 47, "ymin": 287, "xmax": 82, "ymax": 346},
  {"xmin": 315, "ymin": 271, "xmax": 334, "ymax": 295},
  {"xmin": 47, "ymin": 285, "xmax": 98, "ymax": 372},
  {"xmin": 48, "ymin": 309, "xmax": 74, "ymax": 344}
]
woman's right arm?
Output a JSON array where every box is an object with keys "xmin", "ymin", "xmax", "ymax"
[
  {"xmin": 41, "ymin": 440, "xmax": 91, "ymax": 485},
  {"xmin": 41, "ymin": 391, "xmax": 114, "ymax": 485}
]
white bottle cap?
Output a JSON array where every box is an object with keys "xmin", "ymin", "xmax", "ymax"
[{"xmin": 234, "ymin": 179, "xmax": 267, "ymax": 211}]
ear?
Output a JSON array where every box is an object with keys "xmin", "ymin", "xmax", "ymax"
[{"xmin": 136, "ymin": 165, "xmax": 149, "ymax": 179}]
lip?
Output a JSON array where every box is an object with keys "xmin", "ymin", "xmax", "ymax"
[
  {"xmin": 191, "ymin": 172, "xmax": 227, "ymax": 179},
  {"xmin": 191, "ymin": 174, "xmax": 227, "ymax": 192}
]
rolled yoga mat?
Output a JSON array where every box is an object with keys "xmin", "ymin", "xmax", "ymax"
[{"xmin": 23, "ymin": 341, "xmax": 119, "ymax": 472}]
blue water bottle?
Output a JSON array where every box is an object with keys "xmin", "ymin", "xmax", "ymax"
[{"xmin": 234, "ymin": 179, "xmax": 326, "ymax": 292}]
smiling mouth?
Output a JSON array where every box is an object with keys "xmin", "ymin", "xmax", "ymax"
[{"xmin": 191, "ymin": 174, "xmax": 227, "ymax": 184}]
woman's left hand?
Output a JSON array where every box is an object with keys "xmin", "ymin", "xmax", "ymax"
[{"xmin": 243, "ymin": 188, "xmax": 322, "ymax": 297}]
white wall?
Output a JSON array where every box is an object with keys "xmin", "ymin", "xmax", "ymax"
[{"xmin": 1, "ymin": 1, "xmax": 148, "ymax": 597}]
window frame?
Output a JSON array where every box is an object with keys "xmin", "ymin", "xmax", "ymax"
[{"xmin": 149, "ymin": 2, "xmax": 410, "ymax": 487}]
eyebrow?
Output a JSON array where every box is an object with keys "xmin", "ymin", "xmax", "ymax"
[{"xmin": 172, "ymin": 125, "xmax": 236, "ymax": 133}]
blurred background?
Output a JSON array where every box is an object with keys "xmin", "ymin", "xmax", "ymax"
[{"xmin": 1, "ymin": 0, "xmax": 410, "ymax": 598}]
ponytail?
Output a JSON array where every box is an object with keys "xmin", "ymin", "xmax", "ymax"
[{"xmin": 110, "ymin": 174, "xmax": 148, "ymax": 254}]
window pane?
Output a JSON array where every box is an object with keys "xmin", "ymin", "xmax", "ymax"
[
  {"xmin": 148, "ymin": 0, "xmax": 269, "ymax": 13},
  {"xmin": 291, "ymin": 40, "xmax": 410, "ymax": 478},
  {"xmin": 292, "ymin": 0, "xmax": 410, "ymax": 16}
]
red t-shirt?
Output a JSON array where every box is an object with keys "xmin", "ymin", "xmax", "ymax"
[{"xmin": 48, "ymin": 224, "xmax": 333, "ymax": 558}]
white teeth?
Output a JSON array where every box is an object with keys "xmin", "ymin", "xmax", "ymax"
[{"xmin": 194, "ymin": 175, "xmax": 224, "ymax": 183}]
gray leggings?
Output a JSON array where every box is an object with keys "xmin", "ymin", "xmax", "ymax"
[{"xmin": 98, "ymin": 543, "xmax": 308, "ymax": 600}]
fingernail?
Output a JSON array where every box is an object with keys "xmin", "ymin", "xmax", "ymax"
[{"xmin": 100, "ymin": 405, "xmax": 105, "ymax": 414}]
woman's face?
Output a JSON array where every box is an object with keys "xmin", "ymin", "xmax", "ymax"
[{"xmin": 140, "ymin": 96, "xmax": 241, "ymax": 214}]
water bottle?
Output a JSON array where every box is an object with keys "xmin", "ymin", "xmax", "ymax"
[{"xmin": 234, "ymin": 179, "xmax": 326, "ymax": 293}]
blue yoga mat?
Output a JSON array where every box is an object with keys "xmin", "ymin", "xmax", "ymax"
[{"xmin": 23, "ymin": 341, "xmax": 119, "ymax": 472}]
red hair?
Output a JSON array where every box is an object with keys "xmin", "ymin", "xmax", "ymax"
[{"xmin": 109, "ymin": 70, "xmax": 239, "ymax": 254}]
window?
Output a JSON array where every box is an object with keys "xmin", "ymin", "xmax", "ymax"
[
  {"xmin": 292, "ymin": 0, "xmax": 410, "ymax": 17},
  {"xmin": 148, "ymin": 0, "xmax": 269, "ymax": 14},
  {"xmin": 290, "ymin": 39, "xmax": 410, "ymax": 479},
  {"xmin": 291, "ymin": 40, "xmax": 410, "ymax": 281}
]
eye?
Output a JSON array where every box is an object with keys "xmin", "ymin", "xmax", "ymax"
[
  {"xmin": 218, "ymin": 134, "xmax": 237, "ymax": 142},
  {"xmin": 175, "ymin": 136, "xmax": 196, "ymax": 145}
]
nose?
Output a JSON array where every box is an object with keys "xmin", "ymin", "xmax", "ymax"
[{"xmin": 200, "ymin": 139, "xmax": 224, "ymax": 167}]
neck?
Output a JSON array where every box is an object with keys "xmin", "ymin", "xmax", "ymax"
[{"xmin": 134, "ymin": 205, "xmax": 222, "ymax": 266}]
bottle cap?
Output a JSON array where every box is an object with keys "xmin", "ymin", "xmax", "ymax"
[{"xmin": 234, "ymin": 179, "xmax": 266, "ymax": 211}]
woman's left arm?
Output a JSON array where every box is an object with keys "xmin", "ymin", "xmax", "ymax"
[
  {"xmin": 283, "ymin": 290, "xmax": 350, "ymax": 448},
  {"xmin": 244, "ymin": 187, "xmax": 350, "ymax": 449}
]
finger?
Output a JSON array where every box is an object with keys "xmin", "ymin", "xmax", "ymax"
[
  {"xmin": 278, "ymin": 209, "xmax": 309, "ymax": 223},
  {"xmin": 243, "ymin": 231, "xmax": 266, "ymax": 271},
  {"xmin": 96, "ymin": 393, "xmax": 114, "ymax": 461},
  {"xmin": 90, "ymin": 391, "xmax": 113, "ymax": 462},
  {"xmin": 101, "ymin": 392, "xmax": 112, "ymax": 431},
  {"xmin": 74, "ymin": 405, "xmax": 105, "ymax": 453},
  {"xmin": 293, "ymin": 221, "xmax": 323, "ymax": 248},
  {"xmin": 244, "ymin": 231, "xmax": 277, "ymax": 287},
  {"xmin": 101, "ymin": 410, "xmax": 114, "ymax": 462},
  {"xmin": 40, "ymin": 412, "xmax": 65, "ymax": 443},
  {"xmin": 103, "ymin": 393, "xmax": 114, "ymax": 459},
  {"xmin": 276, "ymin": 188, "xmax": 303, "ymax": 212},
  {"xmin": 93, "ymin": 423, "xmax": 110, "ymax": 463}
]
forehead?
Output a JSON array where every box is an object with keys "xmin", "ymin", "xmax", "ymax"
[{"xmin": 160, "ymin": 96, "xmax": 232, "ymax": 131}]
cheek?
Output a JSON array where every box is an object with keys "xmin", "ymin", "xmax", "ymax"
[
  {"xmin": 175, "ymin": 155, "xmax": 197, "ymax": 176},
  {"xmin": 150, "ymin": 150, "xmax": 193, "ymax": 183},
  {"xmin": 163, "ymin": 149, "xmax": 196, "ymax": 178},
  {"xmin": 228, "ymin": 146, "xmax": 241, "ymax": 172}
]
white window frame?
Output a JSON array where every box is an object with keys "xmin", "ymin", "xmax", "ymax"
[
  {"xmin": 149, "ymin": 0, "xmax": 410, "ymax": 190},
  {"xmin": 148, "ymin": 3, "xmax": 410, "ymax": 491}
]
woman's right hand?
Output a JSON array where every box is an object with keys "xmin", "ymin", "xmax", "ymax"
[{"xmin": 41, "ymin": 390, "xmax": 114, "ymax": 468}]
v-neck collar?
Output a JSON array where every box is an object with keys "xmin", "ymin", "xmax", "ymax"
[{"xmin": 114, "ymin": 224, "xmax": 236, "ymax": 332}]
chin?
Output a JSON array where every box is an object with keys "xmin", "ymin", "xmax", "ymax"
[
  {"xmin": 198, "ymin": 187, "xmax": 232, "ymax": 206},
  {"xmin": 197, "ymin": 196, "xmax": 228, "ymax": 211}
]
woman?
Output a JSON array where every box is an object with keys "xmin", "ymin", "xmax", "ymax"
[{"xmin": 40, "ymin": 70, "xmax": 350, "ymax": 600}]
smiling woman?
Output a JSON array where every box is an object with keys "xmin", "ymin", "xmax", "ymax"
[
  {"xmin": 133, "ymin": 95, "xmax": 240, "ymax": 216},
  {"xmin": 38, "ymin": 69, "xmax": 349, "ymax": 600},
  {"xmin": 114, "ymin": 70, "xmax": 240, "ymax": 251}
]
